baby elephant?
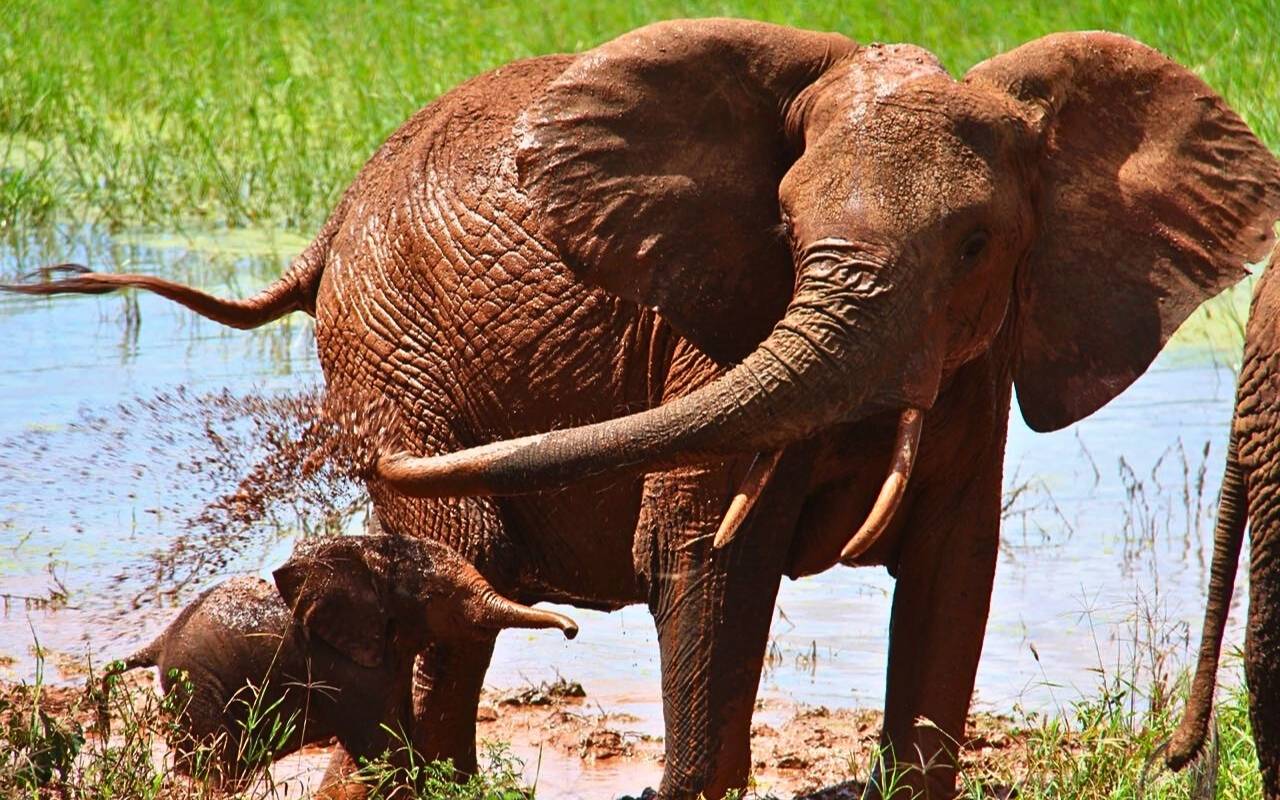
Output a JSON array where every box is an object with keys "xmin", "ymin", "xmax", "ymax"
[{"xmin": 106, "ymin": 535, "xmax": 577, "ymax": 785}]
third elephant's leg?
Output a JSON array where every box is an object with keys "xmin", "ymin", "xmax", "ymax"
[
  {"xmin": 641, "ymin": 458, "xmax": 807, "ymax": 800},
  {"xmin": 1247, "ymin": 475, "xmax": 1280, "ymax": 798}
]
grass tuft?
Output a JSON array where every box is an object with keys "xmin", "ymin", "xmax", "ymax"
[
  {"xmin": 1, "ymin": 0, "xmax": 1276, "ymax": 239},
  {"xmin": 0, "ymin": 644, "xmax": 535, "ymax": 799}
]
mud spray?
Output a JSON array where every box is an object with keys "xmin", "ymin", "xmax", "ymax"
[{"xmin": 0, "ymin": 385, "xmax": 401, "ymax": 616}]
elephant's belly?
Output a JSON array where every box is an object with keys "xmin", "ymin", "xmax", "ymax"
[
  {"xmin": 501, "ymin": 476, "xmax": 649, "ymax": 608},
  {"xmin": 314, "ymin": 212, "xmax": 671, "ymax": 604}
]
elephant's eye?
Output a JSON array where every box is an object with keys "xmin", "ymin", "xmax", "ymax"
[{"xmin": 960, "ymin": 230, "xmax": 989, "ymax": 264}]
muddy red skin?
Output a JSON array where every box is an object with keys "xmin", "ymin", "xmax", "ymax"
[
  {"xmin": 9, "ymin": 20, "xmax": 1280, "ymax": 799},
  {"xmin": 108, "ymin": 537, "xmax": 574, "ymax": 791},
  {"xmin": 1170, "ymin": 246, "xmax": 1280, "ymax": 798}
]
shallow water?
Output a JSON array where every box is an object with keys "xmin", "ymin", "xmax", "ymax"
[{"xmin": 0, "ymin": 228, "xmax": 1250, "ymax": 791}]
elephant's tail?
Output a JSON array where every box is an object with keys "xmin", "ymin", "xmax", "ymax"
[
  {"xmin": 1, "ymin": 211, "xmax": 342, "ymax": 330},
  {"xmin": 116, "ymin": 642, "xmax": 160, "ymax": 673},
  {"xmin": 1167, "ymin": 427, "xmax": 1248, "ymax": 770},
  {"xmin": 101, "ymin": 641, "xmax": 159, "ymax": 690},
  {"xmin": 94, "ymin": 641, "xmax": 160, "ymax": 736}
]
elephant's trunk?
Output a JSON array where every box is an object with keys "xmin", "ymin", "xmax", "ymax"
[
  {"xmin": 464, "ymin": 585, "xmax": 579, "ymax": 639},
  {"xmin": 421, "ymin": 539, "xmax": 580, "ymax": 639},
  {"xmin": 377, "ymin": 242, "xmax": 935, "ymax": 498},
  {"xmin": 1168, "ymin": 428, "xmax": 1248, "ymax": 770}
]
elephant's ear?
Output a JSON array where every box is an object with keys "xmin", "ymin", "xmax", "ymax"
[
  {"xmin": 273, "ymin": 541, "xmax": 388, "ymax": 668},
  {"xmin": 966, "ymin": 32, "xmax": 1280, "ymax": 432},
  {"xmin": 517, "ymin": 18, "xmax": 856, "ymax": 362}
]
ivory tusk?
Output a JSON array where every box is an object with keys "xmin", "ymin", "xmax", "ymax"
[
  {"xmin": 840, "ymin": 408, "xmax": 924, "ymax": 563},
  {"xmin": 712, "ymin": 450, "xmax": 783, "ymax": 549}
]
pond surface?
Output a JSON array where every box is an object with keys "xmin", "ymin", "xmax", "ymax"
[{"xmin": 0, "ymin": 228, "xmax": 1252, "ymax": 792}]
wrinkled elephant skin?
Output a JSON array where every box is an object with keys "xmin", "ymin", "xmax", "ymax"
[
  {"xmin": 1171, "ymin": 245, "xmax": 1280, "ymax": 799},
  {"xmin": 10, "ymin": 19, "xmax": 1280, "ymax": 799}
]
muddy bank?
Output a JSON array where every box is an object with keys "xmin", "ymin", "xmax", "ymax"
[
  {"xmin": 2, "ymin": 670, "xmax": 1031, "ymax": 799},
  {"xmin": 478, "ymin": 684, "xmax": 1026, "ymax": 799}
]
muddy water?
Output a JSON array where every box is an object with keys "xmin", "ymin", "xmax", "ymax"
[{"xmin": 0, "ymin": 229, "xmax": 1249, "ymax": 793}]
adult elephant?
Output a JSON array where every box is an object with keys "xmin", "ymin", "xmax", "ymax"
[
  {"xmin": 1168, "ymin": 244, "xmax": 1280, "ymax": 797},
  {"xmin": 9, "ymin": 19, "xmax": 1280, "ymax": 799}
]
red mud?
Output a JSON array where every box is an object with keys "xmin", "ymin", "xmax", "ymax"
[
  {"xmin": 0, "ymin": 386, "xmax": 375, "ymax": 611},
  {"xmin": 0, "ymin": 670, "xmax": 1024, "ymax": 799}
]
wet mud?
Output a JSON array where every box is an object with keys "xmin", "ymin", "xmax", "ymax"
[{"xmin": 1, "ymin": 670, "xmax": 1030, "ymax": 799}]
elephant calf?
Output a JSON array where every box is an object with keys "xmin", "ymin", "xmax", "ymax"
[{"xmin": 106, "ymin": 535, "xmax": 577, "ymax": 786}]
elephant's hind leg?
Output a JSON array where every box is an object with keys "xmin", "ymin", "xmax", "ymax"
[{"xmin": 1248, "ymin": 478, "xmax": 1280, "ymax": 799}]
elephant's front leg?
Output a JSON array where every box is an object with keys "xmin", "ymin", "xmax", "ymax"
[
  {"xmin": 877, "ymin": 406, "xmax": 1007, "ymax": 798},
  {"xmin": 641, "ymin": 455, "xmax": 808, "ymax": 799},
  {"xmin": 387, "ymin": 491, "xmax": 505, "ymax": 777},
  {"xmin": 411, "ymin": 636, "xmax": 497, "ymax": 774}
]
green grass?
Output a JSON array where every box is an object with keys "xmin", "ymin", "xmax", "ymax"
[
  {"xmin": 0, "ymin": 647, "xmax": 532, "ymax": 798},
  {"xmin": 0, "ymin": 648, "xmax": 1263, "ymax": 798},
  {"xmin": 958, "ymin": 660, "xmax": 1262, "ymax": 799},
  {"xmin": 1, "ymin": 0, "xmax": 1277, "ymax": 237}
]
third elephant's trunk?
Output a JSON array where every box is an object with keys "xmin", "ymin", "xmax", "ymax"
[{"xmin": 377, "ymin": 244, "xmax": 934, "ymax": 498}]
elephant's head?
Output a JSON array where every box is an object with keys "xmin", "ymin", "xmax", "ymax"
[
  {"xmin": 273, "ymin": 535, "xmax": 577, "ymax": 669},
  {"xmin": 375, "ymin": 20, "xmax": 1280, "ymax": 538}
]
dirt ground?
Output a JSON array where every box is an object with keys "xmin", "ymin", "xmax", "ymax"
[
  {"xmin": 1, "ymin": 667, "xmax": 1030, "ymax": 799},
  {"xmin": 472, "ymin": 681, "xmax": 1023, "ymax": 799}
]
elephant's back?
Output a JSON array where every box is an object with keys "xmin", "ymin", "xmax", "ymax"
[
  {"xmin": 314, "ymin": 51, "xmax": 652, "ymax": 445},
  {"xmin": 196, "ymin": 576, "xmax": 291, "ymax": 636},
  {"xmin": 309, "ymin": 54, "xmax": 670, "ymax": 603},
  {"xmin": 152, "ymin": 578, "xmax": 294, "ymax": 708}
]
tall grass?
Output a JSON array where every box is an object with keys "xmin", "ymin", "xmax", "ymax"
[
  {"xmin": 960, "ymin": 632, "xmax": 1261, "ymax": 800},
  {"xmin": 1, "ymin": 0, "xmax": 1276, "ymax": 237},
  {"xmin": 0, "ymin": 633, "xmax": 1263, "ymax": 798},
  {"xmin": 0, "ymin": 647, "xmax": 532, "ymax": 798}
]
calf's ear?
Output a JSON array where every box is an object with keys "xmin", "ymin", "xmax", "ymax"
[{"xmin": 273, "ymin": 541, "xmax": 388, "ymax": 668}]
